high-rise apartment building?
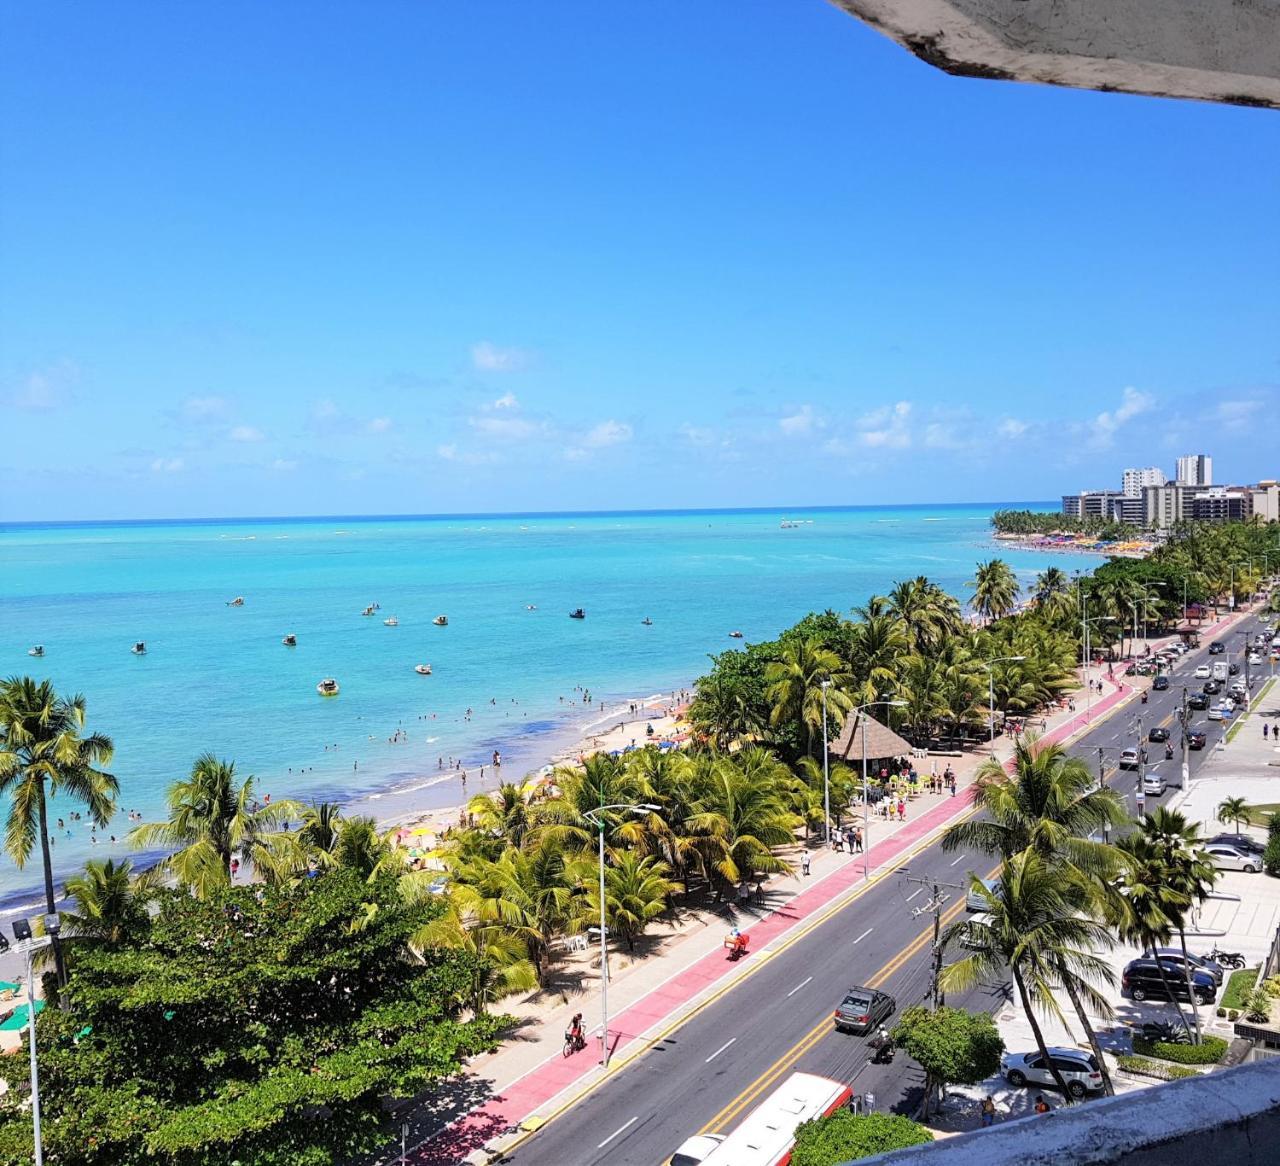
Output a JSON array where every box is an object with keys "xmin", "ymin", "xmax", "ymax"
[
  {"xmin": 1176, "ymin": 454, "xmax": 1213, "ymax": 487},
  {"xmin": 1122, "ymin": 466, "xmax": 1166, "ymax": 496}
]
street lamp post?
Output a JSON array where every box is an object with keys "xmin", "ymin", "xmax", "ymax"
[
  {"xmin": 981, "ymin": 656, "xmax": 1025, "ymax": 758},
  {"xmin": 12, "ymin": 915, "xmax": 57, "ymax": 1166},
  {"xmin": 1081, "ymin": 616, "xmax": 1110, "ymax": 721},
  {"xmin": 582, "ymin": 803, "xmax": 659, "ymax": 1068},
  {"xmin": 820, "ymin": 680, "xmax": 832, "ymax": 847},
  {"xmin": 855, "ymin": 699, "xmax": 907, "ymax": 880}
]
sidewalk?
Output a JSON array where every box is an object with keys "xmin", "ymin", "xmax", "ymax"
[{"xmin": 412, "ymin": 673, "xmax": 1135, "ymax": 1164}]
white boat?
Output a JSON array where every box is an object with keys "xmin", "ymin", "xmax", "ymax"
[
  {"xmin": 383, "ymin": 616, "xmax": 399, "ymax": 627},
  {"xmin": 525, "ymin": 604, "xmax": 537, "ymax": 611},
  {"xmin": 131, "ymin": 641, "xmax": 147, "ymax": 655},
  {"xmin": 316, "ymin": 678, "xmax": 340, "ymax": 697},
  {"xmin": 433, "ymin": 615, "xmax": 448, "ymax": 626},
  {"xmin": 28, "ymin": 645, "xmax": 44, "ymax": 657},
  {"xmin": 282, "ymin": 634, "xmax": 297, "ymax": 647},
  {"xmin": 780, "ymin": 519, "xmax": 800, "ymax": 529},
  {"xmin": 226, "ymin": 596, "xmax": 245, "ymax": 607},
  {"xmin": 728, "ymin": 630, "xmax": 744, "ymax": 639},
  {"xmin": 415, "ymin": 664, "xmax": 433, "ymax": 675}
]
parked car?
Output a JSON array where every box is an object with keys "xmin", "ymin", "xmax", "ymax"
[
  {"xmin": 1001, "ymin": 1047, "xmax": 1104, "ymax": 1099},
  {"xmin": 1204, "ymin": 843, "xmax": 1261, "ymax": 873},
  {"xmin": 1194, "ymin": 664, "xmax": 1212, "ymax": 679},
  {"xmin": 1118, "ymin": 748, "xmax": 1144, "ymax": 771},
  {"xmin": 1141, "ymin": 771, "xmax": 1168, "ymax": 795},
  {"xmin": 1207, "ymin": 706, "xmax": 1226, "ymax": 721},
  {"xmin": 1122, "ymin": 958, "xmax": 1216, "ymax": 1005},
  {"xmin": 1207, "ymin": 833, "xmax": 1265, "ymax": 855},
  {"xmin": 1186, "ymin": 730, "xmax": 1207, "ymax": 749},
  {"xmin": 1208, "ymin": 642, "xmax": 1225, "ymax": 655},
  {"xmin": 1145, "ymin": 947, "xmax": 1225, "ymax": 985},
  {"xmin": 1148, "ymin": 726, "xmax": 1170, "ymax": 743},
  {"xmin": 965, "ymin": 877, "xmax": 1000, "ymax": 913},
  {"xmin": 832, "ymin": 985, "xmax": 897, "ymax": 1035},
  {"xmin": 1152, "ymin": 675, "xmax": 1170, "ymax": 691},
  {"xmin": 1203, "ymin": 679, "xmax": 1222, "ymax": 695},
  {"xmin": 1188, "ymin": 692, "xmax": 1209, "ymax": 710}
]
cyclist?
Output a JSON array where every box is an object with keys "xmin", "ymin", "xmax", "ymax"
[{"xmin": 565, "ymin": 1012, "xmax": 585, "ymax": 1053}]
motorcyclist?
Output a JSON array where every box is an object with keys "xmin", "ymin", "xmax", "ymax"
[{"xmin": 1165, "ymin": 743, "xmax": 1174, "ymax": 760}]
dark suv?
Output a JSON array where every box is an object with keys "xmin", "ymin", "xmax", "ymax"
[
  {"xmin": 1188, "ymin": 692, "xmax": 1209, "ymax": 710},
  {"xmin": 1152, "ymin": 675, "xmax": 1170, "ymax": 691},
  {"xmin": 1208, "ymin": 642, "xmax": 1225, "ymax": 654},
  {"xmin": 1122, "ymin": 958, "xmax": 1216, "ymax": 1005}
]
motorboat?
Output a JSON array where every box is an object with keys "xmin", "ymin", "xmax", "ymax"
[
  {"xmin": 641, "ymin": 618, "xmax": 653, "ymax": 626},
  {"xmin": 316, "ymin": 678, "xmax": 340, "ymax": 697},
  {"xmin": 383, "ymin": 616, "xmax": 399, "ymax": 626},
  {"xmin": 728, "ymin": 630, "xmax": 744, "ymax": 639},
  {"xmin": 569, "ymin": 609, "xmax": 586, "ymax": 620},
  {"xmin": 433, "ymin": 615, "xmax": 448, "ymax": 626},
  {"xmin": 226, "ymin": 596, "xmax": 245, "ymax": 607},
  {"xmin": 415, "ymin": 664, "xmax": 433, "ymax": 675},
  {"xmin": 131, "ymin": 641, "xmax": 147, "ymax": 655},
  {"xmin": 361, "ymin": 605, "xmax": 376, "ymax": 617},
  {"xmin": 28, "ymin": 645, "xmax": 44, "ymax": 657},
  {"xmin": 525, "ymin": 604, "xmax": 537, "ymax": 611},
  {"xmin": 282, "ymin": 634, "xmax": 297, "ymax": 647}
]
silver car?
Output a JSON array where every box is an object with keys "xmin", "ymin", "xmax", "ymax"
[{"xmin": 1204, "ymin": 843, "xmax": 1261, "ymax": 873}]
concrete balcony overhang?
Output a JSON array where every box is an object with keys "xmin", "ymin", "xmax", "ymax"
[{"xmin": 827, "ymin": 1, "xmax": 1280, "ymax": 109}]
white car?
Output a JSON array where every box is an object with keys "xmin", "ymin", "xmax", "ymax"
[
  {"xmin": 1118, "ymin": 748, "xmax": 1143, "ymax": 771},
  {"xmin": 1002, "ymin": 1047, "xmax": 1104, "ymax": 1099},
  {"xmin": 669, "ymin": 1135, "xmax": 725, "ymax": 1166},
  {"xmin": 1207, "ymin": 705, "xmax": 1226, "ymax": 721},
  {"xmin": 1194, "ymin": 664, "xmax": 1212, "ymax": 679},
  {"xmin": 1204, "ymin": 843, "xmax": 1261, "ymax": 873},
  {"xmin": 1248, "ymin": 653, "xmax": 1263, "ymax": 667},
  {"xmin": 1141, "ymin": 771, "xmax": 1167, "ymax": 796},
  {"xmin": 966, "ymin": 877, "xmax": 1001, "ymax": 912}
]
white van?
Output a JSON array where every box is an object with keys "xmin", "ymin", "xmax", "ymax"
[{"xmin": 1212, "ymin": 661, "xmax": 1229, "ymax": 682}]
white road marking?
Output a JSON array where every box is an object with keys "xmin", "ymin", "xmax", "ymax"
[
  {"xmin": 853, "ymin": 927, "xmax": 874, "ymax": 944},
  {"xmin": 597, "ymin": 1117, "xmax": 638, "ymax": 1148},
  {"xmin": 786, "ymin": 977, "xmax": 812, "ymax": 999},
  {"xmin": 705, "ymin": 1037, "xmax": 738, "ymax": 1062},
  {"xmin": 949, "ymin": 854, "xmax": 966, "ymax": 867},
  {"xmin": 905, "ymin": 887, "xmax": 924, "ymax": 902}
]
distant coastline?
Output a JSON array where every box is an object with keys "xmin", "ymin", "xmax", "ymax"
[{"xmin": 992, "ymin": 531, "xmax": 1155, "ymax": 559}]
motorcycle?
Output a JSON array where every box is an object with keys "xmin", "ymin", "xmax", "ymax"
[
  {"xmin": 1208, "ymin": 946, "xmax": 1246, "ymax": 970},
  {"xmin": 869, "ymin": 1034, "xmax": 896, "ymax": 1064},
  {"xmin": 1165, "ymin": 744, "xmax": 1174, "ymax": 760}
]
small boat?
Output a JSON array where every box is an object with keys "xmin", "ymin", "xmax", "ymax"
[
  {"xmin": 415, "ymin": 664, "xmax": 433, "ymax": 675},
  {"xmin": 131, "ymin": 641, "xmax": 147, "ymax": 655},
  {"xmin": 361, "ymin": 605, "xmax": 376, "ymax": 617},
  {"xmin": 728, "ymin": 630, "xmax": 744, "ymax": 639},
  {"xmin": 282, "ymin": 634, "xmax": 297, "ymax": 647},
  {"xmin": 316, "ymin": 678, "xmax": 340, "ymax": 697},
  {"xmin": 383, "ymin": 616, "xmax": 399, "ymax": 627},
  {"xmin": 433, "ymin": 615, "xmax": 448, "ymax": 626},
  {"xmin": 28, "ymin": 645, "xmax": 44, "ymax": 657},
  {"xmin": 525, "ymin": 604, "xmax": 537, "ymax": 611},
  {"xmin": 226, "ymin": 596, "xmax": 245, "ymax": 607},
  {"xmin": 641, "ymin": 618, "xmax": 653, "ymax": 626},
  {"xmin": 569, "ymin": 609, "xmax": 586, "ymax": 620},
  {"xmin": 780, "ymin": 519, "xmax": 800, "ymax": 529}
]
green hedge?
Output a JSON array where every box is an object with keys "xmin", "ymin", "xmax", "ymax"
[
  {"xmin": 791, "ymin": 1111, "xmax": 933, "ymax": 1166},
  {"xmin": 1117, "ymin": 1054, "xmax": 1199, "ymax": 1081},
  {"xmin": 1132, "ymin": 1034, "xmax": 1227, "ymax": 1065},
  {"xmin": 1222, "ymin": 968, "xmax": 1260, "ymax": 1011}
]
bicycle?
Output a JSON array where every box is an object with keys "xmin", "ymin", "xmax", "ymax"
[{"xmin": 562, "ymin": 1031, "xmax": 586, "ymax": 1057}]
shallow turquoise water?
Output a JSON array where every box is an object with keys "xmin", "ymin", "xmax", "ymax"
[{"xmin": 0, "ymin": 503, "xmax": 1078, "ymax": 902}]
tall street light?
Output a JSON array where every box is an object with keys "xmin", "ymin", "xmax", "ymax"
[
  {"xmin": 12, "ymin": 914, "xmax": 57, "ymax": 1166},
  {"xmin": 854, "ymin": 699, "xmax": 907, "ymax": 880},
  {"xmin": 981, "ymin": 656, "xmax": 1025, "ymax": 758},
  {"xmin": 820, "ymin": 680, "xmax": 833, "ymax": 847},
  {"xmin": 1081, "ymin": 616, "xmax": 1110, "ymax": 721},
  {"xmin": 581, "ymin": 802, "xmax": 659, "ymax": 1069}
]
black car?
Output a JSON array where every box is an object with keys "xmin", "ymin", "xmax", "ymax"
[
  {"xmin": 1207, "ymin": 833, "xmax": 1265, "ymax": 856},
  {"xmin": 1208, "ymin": 642, "xmax": 1225, "ymax": 654},
  {"xmin": 1228, "ymin": 662, "xmax": 1241, "ymax": 675},
  {"xmin": 1187, "ymin": 730, "xmax": 1207, "ymax": 749},
  {"xmin": 1152, "ymin": 675, "xmax": 1170, "ymax": 691},
  {"xmin": 1145, "ymin": 947, "xmax": 1225, "ymax": 985},
  {"xmin": 833, "ymin": 985, "xmax": 896, "ymax": 1035},
  {"xmin": 1122, "ymin": 959, "xmax": 1216, "ymax": 1006},
  {"xmin": 1188, "ymin": 692, "xmax": 1210, "ymax": 710},
  {"xmin": 1203, "ymin": 679, "xmax": 1222, "ymax": 695},
  {"xmin": 1148, "ymin": 726, "xmax": 1170, "ymax": 743}
]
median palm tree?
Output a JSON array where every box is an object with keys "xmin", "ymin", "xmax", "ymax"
[
  {"xmin": 942, "ymin": 851, "xmax": 1116, "ymax": 1103},
  {"xmin": 0, "ymin": 677, "xmax": 117, "ymax": 989},
  {"xmin": 968, "ymin": 559, "xmax": 1020, "ymax": 624},
  {"xmin": 129, "ymin": 753, "xmax": 298, "ymax": 897},
  {"xmin": 1217, "ymin": 797, "xmax": 1252, "ymax": 835},
  {"xmin": 764, "ymin": 637, "xmax": 852, "ymax": 759},
  {"xmin": 467, "ymin": 782, "xmax": 535, "ymax": 851}
]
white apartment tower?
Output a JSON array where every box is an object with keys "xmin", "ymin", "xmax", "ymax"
[
  {"xmin": 1122, "ymin": 466, "xmax": 1166, "ymax": 497},
  {"xmin": 1176, "ymin": 454, "xmax": 1213, "ymax": 487}
]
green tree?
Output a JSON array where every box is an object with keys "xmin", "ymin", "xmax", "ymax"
[
  {"xmin": 968, "ymin": 559, "xmax": 1020, "ymax": 623},
  {"xmin": 1217, "ymin": 797, "xmax": 1252, "ymax": 835},
  {"xmin": 892, "ymin": 1005, "xmax": 1004, "ymax": 1119},
  {"xmin": 765, "ymin": 637, "xmax": 853, "ymax": 759},
  {"xmin": 791, "ymin": 1111, "xmax": 932, "ymax": 1166},
  {"xmin": 59, "ymin": 858, "xmax": 151, "ymax": 949},
  {"xmin": 0, "ymin": 676, "xmax": 117, "ymax": 989},
  {"xmin": 574, "ymin": 849, "xmax": 680, "ymax": 952}
]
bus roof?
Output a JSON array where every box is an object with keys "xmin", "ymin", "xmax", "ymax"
[{"xmin": 699, "ymin": 1072, "xmax": 851, "ymax": 1166}]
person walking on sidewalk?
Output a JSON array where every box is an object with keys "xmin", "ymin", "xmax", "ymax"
[
  {"xmin": 949, "ymin": 773, "xmax": 957, "ymax": 797},
  {"xmin": 853, "ymin": 826, "xmax": 863, "ymax": 852},
  {"xmin": 801, "ymin": 850, "xmax": 812, "ymax": 876}
]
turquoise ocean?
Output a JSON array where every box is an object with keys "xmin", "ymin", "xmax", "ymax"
[{"xmin": 0, "ymin": 503, "xmax": 1080, "ymax": 909}]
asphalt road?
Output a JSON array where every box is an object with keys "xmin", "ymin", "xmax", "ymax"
[{"xmin": 508, "ymin": 611, "xmax": 1274, "ymax": 1166}]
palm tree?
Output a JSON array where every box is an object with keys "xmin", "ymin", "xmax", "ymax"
[
  {"xmin": 885, "ymin": 576, "xmax": 962, "ymax": 655},
  {"xmin": 764, "ymin": 637, "xmax": 853, "ymax": 759},
  {"xmin": 575, "ymin": 850, "xmax": 681, "ymax": 952},
  {"xmin": 846, "ymin": 600, "xmax": 909, "ymax": 707},
  {"xmin": 296, "ymin": 800, "xmax": 343, "ymax": 856},
  {"xmin": 467, "ymin": 782, "xmax": 534, "ymax": 851},
  {"xmin": 942, "ymin": 852, "xmax": 1116, "ymax": 1103},
  {"xmin": 688, "ymin": 670, "xmax": 767, "ymax": 750},
  {"xmin": 535, "ymin": 753, "xmax": 652, "ymax": 853},
  {"xmin": 1217, "ymin": 797, "xmax": 1252, "ymax": 835},
  {"xmin": 129, "ymin": 753, "xmax": 298, "ymax": 897},
  {"xmin": 1033, "ymin": 567, "xmax": 1070, "ymax": 604},
  {"xmin": 0, "ymin": 677, "xmax": 117, "ymax": 988},
  {"xmin": 60, "ymin": 858, "xmax": 150, "ymax": 948},
  {"xmin": 332, "ymin": 815, "xmax": 389, "ymax": 879},
  {"xmin": 968, "ymin": 560, "xmax": 1020, "ymax": 624}
]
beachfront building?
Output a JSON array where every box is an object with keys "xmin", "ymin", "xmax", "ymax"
[
  {"xmin": 1177, "ymin": 454, "xmax": 1213, "ymax": 487},
  {"xmin": 1143, "ymin": 483, "xmax": 1189, "ymax": 530},
  {"xmin": 1061, "ymin": 490, "xmax": 1125, "ymax": 520},
  {"xmin": 1188, "ymin": 487, "xmax": 1248, "ymax": 522},
  {"xmin": 1122, "ymin": 466, "xmax": 1166, "ymax": 496},
  {"xmin": 1248, "ymin": 482, "xmax": 1280, "ymax": 523}
]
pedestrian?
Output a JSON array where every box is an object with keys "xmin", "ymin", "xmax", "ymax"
[
  {"xmin": 949, "ymin": 774, "xmax": 957, "ymax": 797},
  {"xmin": 980, "ymin": 1095, "xmax": 997, "ymax": 1127},
  {"xmin": 1265, "ymin": 723, "xmax": 1270, "ymax": 739},
  {"xmin": 897, "ymin": 798, "xmax": 905, "ymax": 822},
  {"xmin": 1136, "ymin": 789, "xmax": 1146, "ymax": 818},
  {"xmin": 1034, "ymin": 1095, "xmax": 1050, "ymax": 1115},
  {"xmin": 854, "ymin": 827, "xmax": 863, "ymax": 852},
  {"xmin": 801, "ymin": 850, "xmax": 811, "ymax": 876},
  {"xmin": 863, "ymin": 1090, "xmax": 876, "ymax": 1113},
  {"xmin": 834, "ymin": 828, "xmax": 844, "ymax": 853}
]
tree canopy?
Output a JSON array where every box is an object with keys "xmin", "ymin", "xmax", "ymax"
[{"xmin": 791, "ymin": 1110, "xmax": 932, "ymax": 1166}]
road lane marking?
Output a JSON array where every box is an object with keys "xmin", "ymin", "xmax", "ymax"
[
  {"xmin": 786, "ymin": 977, "xmax": 812, "ymax": 998},
  {"xmin": 905, "ymin": 888, "xmax": 923, "ymax": 902},
  {"xmin": 948, "ymin": 854, "xmax": 966, "ymax": 867},
  {"xmin": 597, "ymin": 1116, "xmax": 638, "ymax": 1148},
  {"xmin": 705, "ymin": 1038, "xmax": 737, "ymax": 1063},
  {"xmin": 853, "ymin": 927, "xmax": 874, "ymax": 944}
]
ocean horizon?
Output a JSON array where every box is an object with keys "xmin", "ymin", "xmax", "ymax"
[{"xmin": 1, "ymin": 499, "xmax": 1076, "ymax": 912}]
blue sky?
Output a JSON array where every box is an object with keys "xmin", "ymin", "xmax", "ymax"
[{"xmin": 2, "ymin": 2, "xmax": 1277, "ymax": 521}]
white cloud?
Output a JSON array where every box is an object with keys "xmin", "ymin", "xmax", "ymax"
[
  {"xmin": 229, "ymin": 425, "xmax": 265, "ymax": 443},
  {"xmin": 5, "ymin": 360, "xmax": 80, "ymax": 411},
  {"xmin": 367, "ymin": 417, "xmax": 393, "ymax": 434},
  {"xmin": 471, "ymin": 341, "xmax": 529, "ymax": 372},
  {"xmin": 150, "ymin": 457, "xmax": 184, "ymax": 473},
  {"xmin": 1214, "ymin": 399, "xmax": 1262, "ymax": 431},
  {"xmin": 583, "ymin": 419, "xmax": 632, "ymax": 448},
  {"xmin": 562, "ymin": 446, "xmax": 590, "ymax": 462},
  {"xmin": 271, "ymin": 458, "xmax": 298, "ymax": 472},
  {"xmin": 997, "ymin": 417, "xmax": 1029, "ymax": 440},
  {"xmin": 492, "ymin": 392, "xmax": 519, "ymax": 410},
  {"xmin": 470, "ymin": 414, "xmax": 542, "ymax": 441},
  {"xmin": 923, "ymin": 422, "xmax": 962, "ymax": 449},
  {"xmin": 858, "ymin": 400, "xmax": 912, "ymax": 449},
  {"xmin": 183, "ymin": 395, "xmax": 228, "ymax": 421},
  {"xmin": 1088, "ymin": 386, "xmax": 1154, "ymax": 448},
  {"xmin": 779, "ymin": 404, "xmax": 816, "ymax": 436}
]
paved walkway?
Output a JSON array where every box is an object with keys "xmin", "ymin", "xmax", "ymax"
[{"xmin": 411, "ymin": 674, "xmax": 1136, "ymax": 1164}]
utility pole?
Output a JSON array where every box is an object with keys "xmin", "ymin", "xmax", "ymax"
[
  {"xmin": 1180, "ymin": 686, "xmax": 1190, "ymax": 790},
  {"xmin": 904, "ymin": 874, "xmax": 964, "ymax": 1009}
]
